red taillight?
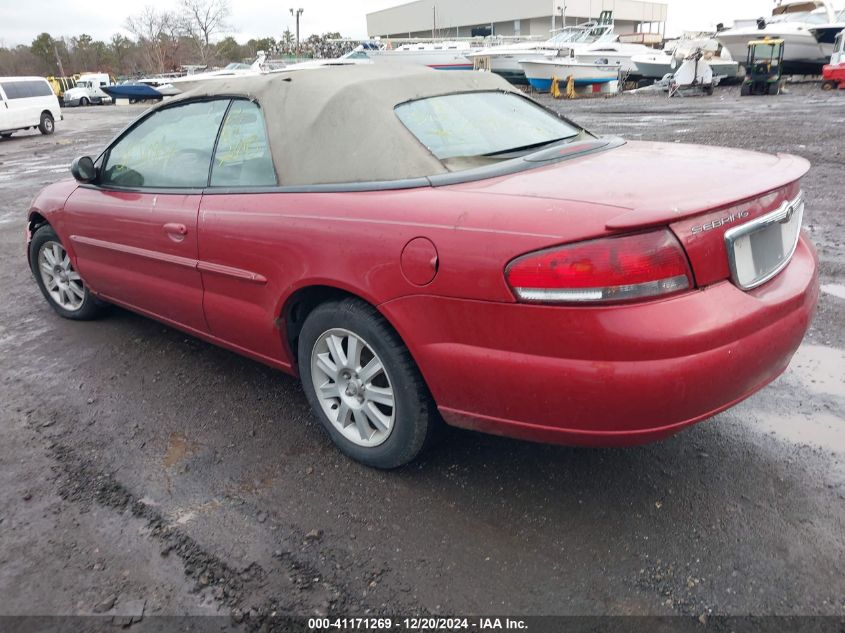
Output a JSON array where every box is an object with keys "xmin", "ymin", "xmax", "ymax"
[{"xmin": 506, "ymin": 230, "xmax": 693, "ymax": 304}]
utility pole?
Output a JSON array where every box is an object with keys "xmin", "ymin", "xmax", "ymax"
[
  {"xmin": 290, "ymin": 8, "xmax": 304, "ymax": 57},
  {"xmin": 53, "ymin": 43, "xmax": 65, "ymax": 77}
]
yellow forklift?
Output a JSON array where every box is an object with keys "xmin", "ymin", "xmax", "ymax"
[{"xmin": 741, "ymin": 38, "xmax": 785, "ymax": 96}]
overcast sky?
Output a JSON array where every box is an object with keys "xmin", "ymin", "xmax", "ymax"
[{"xmin": 0, "ymin": 0, "xmax": 780, "ymax": 48}]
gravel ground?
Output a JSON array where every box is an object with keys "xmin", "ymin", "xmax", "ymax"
[{"xmin": 0, "ymin": 84, "xmax": 843, "ymax": 629}]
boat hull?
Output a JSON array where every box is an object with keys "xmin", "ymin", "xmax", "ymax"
[
  {"xmin": 717, "ymin": 30, "xmax": 833, "ymax": 74},
  {"xmin": 632, "ymin": 56, "xmax": 673, "ymax": 78},
  {"xmin": 102, "ymin": 84, "xmax": 163, "ymax": 100},
  {"xmin": 709, "ymin": 60, "xmax": 740, "ymax": 77},
  {"xmin": 574, "ymin": 51, "xmax": 644, "ymax": 74},
  {"xmin": 810, "ymin": 25, "xmax": 845, "ymax": 45},
  {"xmin": 487, "ymin": 50, "xmax": 637, "ymax": 85},
  {"xmin": 368, "ymin": 49, "xmax": 473, "ymax": 70},
  {"xmin": 521, "ymin": 60, "xmax": 619, "ymax": 92}
]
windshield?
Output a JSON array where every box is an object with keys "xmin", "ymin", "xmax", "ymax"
[
  {"xmin": 77, "ymin": 81, "xmax": 92, "ymax": 88},
  {"xmin": 548, "ymin": 25, "xmax": 612, "ymax": 44},
  {"xmin": 395, "ymin": 92, "xmax": 582, "ymax": 169},
  {"xmin": 768, "ymin": 10, "xmax": 830, "ymax": 23}
]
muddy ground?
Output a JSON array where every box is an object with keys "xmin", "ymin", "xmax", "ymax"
[{"xmin": 0, "ymin": 84, "xmax": 843, "ymax": 629}]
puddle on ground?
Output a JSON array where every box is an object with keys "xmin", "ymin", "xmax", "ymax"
[
  {"xmin": 163, "ymin": 432, "xmax": 199, "ymax": 468},
  {"xmin": 821, "ymin": 284, "xmax": 845, "ymax": 301},
  {"xmin": 787, "ymin": 344, "xmax": 845, "ymax": 398},
  {"xmin": 753, "ymin": 410, "xmax": 845, "ymax": 454}
]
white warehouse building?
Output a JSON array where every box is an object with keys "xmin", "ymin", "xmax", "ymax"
[{"xmin": 366, "ymin": 0, "xmax": 669, "ymax": 41}]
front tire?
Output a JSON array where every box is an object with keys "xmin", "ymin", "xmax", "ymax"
[
  {"xmin": 38, "ymin": 112, "xmax": 54, "ymax": 135},
  {"xmin": 80, "ymin": 97, "xmax": 90, "ymax": 106},
  {"xmin": 29, "ymin": 225, "xmax": 101, "ymax": 320},
  {"xmin": 297, "ymin": 298, "xmax": 439, "ymax": 469}
]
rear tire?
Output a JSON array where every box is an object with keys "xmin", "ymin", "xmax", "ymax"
[
  {"xmin": 740, "ymin": 82, "xmax": 751, "ymax": 96},
  {"xmin": 0, "ymin": 132, "xmax": 12, "ymax": 138},
  {"xmin": 768, "ymin": 82, "xmax": 780, "ymax": 95},
  {"xmin": 38, "ymin": 112, "xmax": 54, "ymax": 135},
  {"xmin": 821, "ymin": 81, "xmax": 835, "ymax": 91},
  {"xmin": 29, "ymin": 225, "xmax": 102, "ymax": 320},
  {"xmin": 297, "ymin": 298, "xmax": 439, "ymax": 469}
]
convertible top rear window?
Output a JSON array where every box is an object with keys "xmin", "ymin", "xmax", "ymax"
[{"xmin": 395, "ymin": 92, "xmax": 581, "ymax": 169}]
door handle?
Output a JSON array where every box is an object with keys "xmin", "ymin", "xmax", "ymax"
[{"xmin": 163, "ymin": 223, "xmax": 188, "ymax": 236}]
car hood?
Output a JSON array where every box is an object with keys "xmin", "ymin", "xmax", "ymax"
[{"xmin": 450, "ymin": 140, "xmax": 810, "ymax": 231}]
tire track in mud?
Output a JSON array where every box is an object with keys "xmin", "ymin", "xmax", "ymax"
[
  {"xmin": 46, "ymin": 440, "xmax": 406, "ymax": 631},
  {"xmin": 48, "ymin": 441, "xmax": 320, "ymax": 631}
]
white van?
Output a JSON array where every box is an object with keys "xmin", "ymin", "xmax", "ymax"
[
  {"xmin": 0, "ymin": 77, "xmax": 62, "ymax": 138},
  {"xmin": 63, "ymin": 73, "xmax": 113, "ymax": 106}
]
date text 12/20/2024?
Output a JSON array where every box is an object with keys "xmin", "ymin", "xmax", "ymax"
[{"xmin": 308, "ymin": 617, "xmax": 528, "ymax": 630}]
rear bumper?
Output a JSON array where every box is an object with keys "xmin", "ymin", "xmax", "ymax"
[{"xmin": 380, "ymin": 235, "xmax": 819, "ymax": 446}]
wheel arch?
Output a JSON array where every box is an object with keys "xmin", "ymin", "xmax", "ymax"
[
  {"xmin": 28, "ymin": 211, "xmax": 49, "ymax": 233},
  {"xmin": 27, "ymin": 212, "xmax": 50, "ymax": 268},
  {"xmin": 280, "ymin": 284, "xmax": 430, "ymax": 391},
  {"xmin": 282, "ymin": 285, "xmax": 377, "ymax": 367}
]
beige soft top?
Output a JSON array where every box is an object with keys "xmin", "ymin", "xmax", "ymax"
[{"xmin": 166, "ymin": 64, "xmax": 519, "ymax": 185}]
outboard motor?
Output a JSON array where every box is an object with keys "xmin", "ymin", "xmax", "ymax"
[
  {"xmin": 757, "ymin": 17, "xmax": 767, "ymax": 30},
  {"xmin": 716, "ymin": 23, "xmax": 725, "ymax": 32}
]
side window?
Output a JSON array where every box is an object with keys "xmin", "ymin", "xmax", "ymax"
[
  {"xmin": 210, "ymin": 100, "xmax": 277, "ymax": 187},
  {"xmin": 101, "ymin": 99, "xmax": 230, "ymax": 189},
  {"xmin": 27, "ymin": 81, "xmax": 53, "ymax": 97},
  {"xmin": 1, "ymin": 82, "xmax": 21, "ymax": 99}
]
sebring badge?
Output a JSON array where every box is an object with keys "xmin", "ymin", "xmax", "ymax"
[{"xmin": 691, "ymin": 210, "xmax": 750, "ymax": 235}]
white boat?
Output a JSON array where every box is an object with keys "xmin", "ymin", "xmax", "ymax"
[
  {"xmin": 632, "ymin": 35, "xmax": 740, "ymax": 79},
  {"xmin": 167, "ymin": 53, "xmax": 268, "ymax": 91},
  {"xmin": 576, "ymin": 40, "xmax": 666, "ymax": 74},
  {"xmin": 631, "ymin": 51, "xmax": 679, "ymax": 78},
  {"xmin": 810, "ymin": 8, "xmax": 845, "ymax": 44},
  {"xmin": 716, "ymin": 0, "xmax": 841, "ymax": 74},
  {"xmin": 469, "ymin": 15, "xmax": 619, "ymax": 83},
  {"xmin": 520, "ymin": 56, "xmax": 619, "ymax": 91},
  {"xmin": 134, "ymin": 75, "xmax": 182, "ymax": 97},
  {"xmin": 350, "ymin": 41, "xmax": 475, "ymax": 70}
]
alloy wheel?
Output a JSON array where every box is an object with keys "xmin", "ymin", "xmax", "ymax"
[
  {"xmin": 38, "ymin": 241, "xmax": 85, "ymax": 311},
  {"xmin": 310, "ymin": 328, "xmax": 396, "ymax": 447}
]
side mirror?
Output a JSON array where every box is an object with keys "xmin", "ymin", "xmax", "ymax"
[{"xmin": 70, "ymin": 156, "xmax": 96, "ymax": 183}]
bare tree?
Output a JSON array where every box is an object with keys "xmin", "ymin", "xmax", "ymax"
[
  {"xmin": 125, "ymin": 6, "xmax": 184, "ymax": 74},
  {"xmin": 181, "ymin": 0, "xmax": 231, "ymax": 65}
]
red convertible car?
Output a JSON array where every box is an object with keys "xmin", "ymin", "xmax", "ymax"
[{"xmin": 26, "ymin": 66, "xmax": 817, "ymax": 468}]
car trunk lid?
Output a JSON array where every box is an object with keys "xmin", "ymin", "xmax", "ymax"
[{"xmin": 450, "ymin": 140, "xmax": 810, "ymax": 288}]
